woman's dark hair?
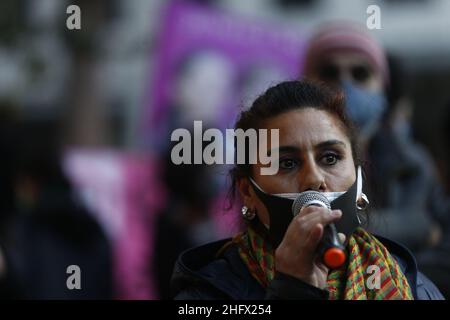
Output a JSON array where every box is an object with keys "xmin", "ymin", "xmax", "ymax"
[{"xmin": 227, "ymin": 80, "xmax": 361, "ymax": 207}]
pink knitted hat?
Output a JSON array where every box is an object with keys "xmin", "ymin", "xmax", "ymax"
[{"xmin": 303, "ymin": 22, "xmax": 389, "ymax": 86}]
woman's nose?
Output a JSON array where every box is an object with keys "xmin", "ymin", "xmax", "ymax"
[{"xmin": 298, "ymin": 157, "xmax": 326, "ymax": 192}]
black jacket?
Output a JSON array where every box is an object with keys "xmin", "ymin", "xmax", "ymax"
[{"xmin": 171, "ymin": 235, "xmax": 444, "ymax": 300}]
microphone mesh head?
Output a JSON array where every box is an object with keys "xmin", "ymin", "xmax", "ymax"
[{"xmin": 292, "ymin": 191, "xmax": 330, "ymax": 216}]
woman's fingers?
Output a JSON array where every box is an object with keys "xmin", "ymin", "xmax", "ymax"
[
  {"xmin": 294, "ymin": 209, "xmax": 342, "ymax": 256},
  {"xmin": 295, "ymin": 209, "xmax": 342, "ymax": 239},
  {"xmin": 301, "ymin": 209, "xmax": 341, "ymax": 227},
  {"xmin": 305, "ymin": 223, "xmax": 324, "ymax": 252},
  {"xmin": 297, "ymin": 206, "xmax": 342, "ymax": 221},
  {"xmin": 275, "ymin": 207, "xmax": 342, "ymax": 287}
]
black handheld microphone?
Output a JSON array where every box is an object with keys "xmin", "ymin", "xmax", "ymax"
[{"xmin": 292, "ymin": 191, "xmax": 346, "ymax": 269}]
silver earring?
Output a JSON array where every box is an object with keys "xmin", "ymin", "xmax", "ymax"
[
  {"xmin": 356, "ymin": 193, "xmax": 370, "ymax": 211},
  {"xmin": 242, "ymin": 206, "xmax": 256, "ymax": 220},
  {"xmin": 356, "ymin": 193, "xmax": 370, "ymax": 225}
]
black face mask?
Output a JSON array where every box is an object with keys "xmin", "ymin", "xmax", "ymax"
[{"xmin": 248, "ymin": 166, "xmax": 369, "ymax": 248}]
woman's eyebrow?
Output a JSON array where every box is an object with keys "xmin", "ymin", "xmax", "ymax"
[
  {"xmin": 315, "ymin": 139, "xmax": 346, "ymax": 149},
  {"xmin": 268, "ymin": 140, "xmax": 346, "ymax": 155},
  {"xmin": 268, "ymin": 146, "xmax": 299, "ymax": 156}
]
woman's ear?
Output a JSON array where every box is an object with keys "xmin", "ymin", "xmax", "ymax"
[{"xmin": 237, "ymin": 177, "xmax": 254, "ymax": 208}]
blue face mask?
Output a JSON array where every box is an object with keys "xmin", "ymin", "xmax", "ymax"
[{"xmin": 341, "ymin": 81, "xmax": 387, "ymax": 136}]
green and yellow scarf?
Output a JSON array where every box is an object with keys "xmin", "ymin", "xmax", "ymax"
[{"xmin": 231, "ymin": 225, "xmax": 414, "ymax": 300}]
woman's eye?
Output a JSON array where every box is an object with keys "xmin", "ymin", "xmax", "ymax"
[
  {"xmin": 279, "ymin": 158, "xmax": 298, "ymax": 170},
  {"xmin": 321, "ymin": 154, "xmax": 339, "ymax": 166}
]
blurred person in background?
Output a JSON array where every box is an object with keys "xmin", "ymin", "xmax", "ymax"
[
  {"xmin": 369, "ymin": 55, "xmax": 450, "ymax": 254},
  {"xmin": 0, "ymin": 115, "xmax": 113, "ymax": 299},
  {"xmin": 415, "ymin": 100, "xmax": 450, "ymax": 299},
  {"xmin": 152, "ymin": 50, "xmax": 238, "ymax": 299},
  {"xmin": 153, "ymin": 137, "xmax": 222, "ymax": 299},
  {"xmin": 302, "ymin": 23, "xmax": 450, "ymax": 256}
]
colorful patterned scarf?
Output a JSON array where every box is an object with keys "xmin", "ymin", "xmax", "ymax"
[{"xmin": 231, "ymin": 225, "xmax": 414, "ymax": 300}]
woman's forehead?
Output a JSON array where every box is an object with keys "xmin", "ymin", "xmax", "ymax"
[{"xmin": 263, "ymin": 108, "xmax": 350, "ymax": 148}]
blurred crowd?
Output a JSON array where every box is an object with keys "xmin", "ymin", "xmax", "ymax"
[{"xmin": 0, "ymin": 0, "xmax": 450, "ymax": 299}]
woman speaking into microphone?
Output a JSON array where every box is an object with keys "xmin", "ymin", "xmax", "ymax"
[{"xmin": 171, "ymin": 80, "xmax": 443, "ymax": 300}]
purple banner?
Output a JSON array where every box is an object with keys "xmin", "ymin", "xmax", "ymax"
[{"xmin": 140, "ymin": 1, "xmax": 307, "ymax": 147}]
